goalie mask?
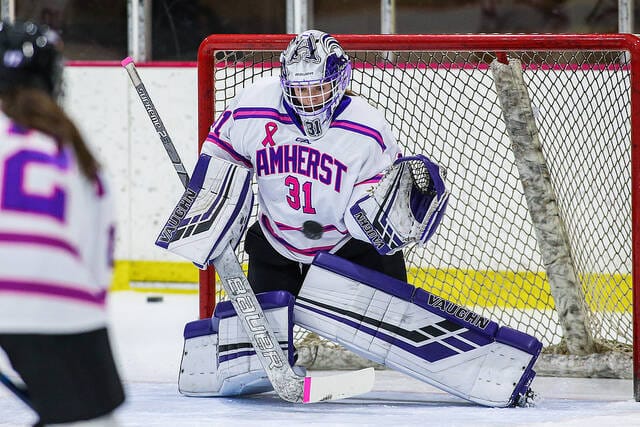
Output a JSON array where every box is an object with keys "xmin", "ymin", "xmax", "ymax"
[{"xmin": 280, "ymin": 30, "xmax": 351, "ymax": 139}]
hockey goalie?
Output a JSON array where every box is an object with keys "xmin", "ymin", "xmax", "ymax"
[
  {"xmin": 155, "ymin": 29, "xmax": 541, "ymax": 407},
  {"xmin": 156, "ymin": 153, "xmax": 541, "ymax": 408}
]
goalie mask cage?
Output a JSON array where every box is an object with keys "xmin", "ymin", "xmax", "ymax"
[{"xmin": 196, "ymin": 34, "xmax": 640, "ymax": 400}]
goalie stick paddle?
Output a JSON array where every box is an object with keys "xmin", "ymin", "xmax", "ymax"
[{"xmin": 121, "ymin": 57, "xmax": 375, "ymax": 403}]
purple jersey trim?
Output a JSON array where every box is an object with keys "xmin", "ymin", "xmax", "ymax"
[
  {"xmin": 270, "ymin": 219, "xmax": 347, "ymax": 235},
  {"xmin": 212, "ymin": 110, "xmax": 232, "ymax": 136},
  {"xmin": 281, "ymin": 102, "xmax": 306, "ymax": 134},
  {"xmin": 0, "ymin": 280, "xmax": 107, "ymax": 306},
  {"xmin": 207, "ymin": 110, "xmax": 253, "ymax": 167},
  {"xmin": 332, "ymin": 96, "xmax": 352, "ymax": 119},
  {"xmin": 355, "ymin": 174, "xmax": 383, "ymax": 187},
  {"xmin": 0, "ymin": 231, "xmax": 80, "ymax": 258},
  {"xmin": 260, "ymin": 214, "xmax": 336, "ymax": 256},
  {"xmin": 205, "ymin": 134, "xmax": 253, "ymax": 168},
  {"xmin": 330, "ymin": 120, "xmax": 386, "ymax": 151},
  {"xmin": 233, "ymin": 107, "xmax": 295, "ymax": 124}
]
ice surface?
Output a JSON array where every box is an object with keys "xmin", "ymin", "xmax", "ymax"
[{"xmin": 1, "ymin": 292, "xmax": 638, "ymax": 426}]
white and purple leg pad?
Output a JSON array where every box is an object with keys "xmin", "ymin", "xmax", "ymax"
[
  {"xmin": 178, "ymin": 291, "xmax": 298, "ymax": 397},
  {"xmin": 294, "ymin": 253, "xmax": 542, "ymax": 407}
]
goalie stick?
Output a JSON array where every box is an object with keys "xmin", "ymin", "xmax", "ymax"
[
  {"xmin": 121, "ymin": 57, "xmax": 190, "ymax": 188},
  {"xmin": 121, "ymin": 57, "xmax": 375, "ymax": 403},
  {"xmin": 0, "ymin": 371, "xmax": 32, "ymax": 410}
]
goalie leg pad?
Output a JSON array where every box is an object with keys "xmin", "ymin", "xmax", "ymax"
[
  {"xmin": 294, "ymin": 253, "xmax": 541, "ymax": 407},
  {"xmin": 178, "ymin": 291, "xmax": 298, "ymax": 397}
]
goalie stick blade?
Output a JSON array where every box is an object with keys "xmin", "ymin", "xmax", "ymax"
[{"xmin": 302, "ymin": 367, "xmax": 375, "ymax": 403}]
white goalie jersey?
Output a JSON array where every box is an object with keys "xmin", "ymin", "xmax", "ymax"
[{"xmin": 202, "ymin": 77, "xmax": 402, "ymax": 263}]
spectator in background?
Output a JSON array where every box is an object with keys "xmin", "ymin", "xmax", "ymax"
[{"xmin": 479, "ymin": 0, "xmax": 569, "ymax": 33}]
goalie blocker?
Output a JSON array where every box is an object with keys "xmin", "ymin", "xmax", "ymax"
[
  {"xmin": 155, "ymin": 154, "xmax": 253, "ymax": 268},
  {"xmin": 295, "ymin": 252, "xmax": 542, "ymax": 407}
]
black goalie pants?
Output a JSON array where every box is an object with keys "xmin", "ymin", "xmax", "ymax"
[
  {"xmin": 244, "ymin": 221, "xmax": 407, "ymax": 296},
  {"xmin": 0, "ymin": 327, "xmax": 125, "ymax": 426}
]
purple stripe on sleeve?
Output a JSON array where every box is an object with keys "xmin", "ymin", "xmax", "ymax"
[
  {"xmin": 0, "ymin": 232, "xmax": 79, "ymax": 258},
  {"xmin": 0, "ymin": 280, "xmax": 107, "ymax": 306},
  {"xmin": 355, "ymin": 174, "xmax": 383, "ymax": 187},
  {"xmin": 330, "ymin": 120, "xmax": 386, "ymax": 150},
  {"xmin": 211, "ymin": 110, "xmax": 232, "ymax": 137},
  {"xmin": 233, "ymin": 108, "xmax": 294, "ymax": 124},
  {"xmin": 205, "ymin": 135, "xmax": 253, "ymax": 168}
]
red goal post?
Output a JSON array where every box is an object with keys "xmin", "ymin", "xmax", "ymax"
[{"xmin": 197, "ymin": 33, "xmax": 640, "ymax": 400}]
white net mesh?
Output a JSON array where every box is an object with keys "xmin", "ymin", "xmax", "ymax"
[{"xmin": 204, "ymin": 44, "xmax": 633, "ymax": 378}]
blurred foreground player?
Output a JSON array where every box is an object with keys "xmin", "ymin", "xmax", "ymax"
[{"xmin": 0, "ymin": 21, "xmax": 124, "ymax": 426}]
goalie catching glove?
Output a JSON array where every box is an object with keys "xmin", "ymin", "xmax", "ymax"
[
  {"xmin": 350, "ymin": 155, "xmax": 449, "ymax": 255},
  {"xmin": 155, "ymin": 155, "xmax": 253, "ymax": 268}
]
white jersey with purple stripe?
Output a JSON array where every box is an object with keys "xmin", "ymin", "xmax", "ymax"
[
  {"xmin": 202, "ymin": 77, "xmax": 402, "ymax": 263},
  {"xmin": 0, "ymin": 112, "xmax": 115, "ymax": 334}
]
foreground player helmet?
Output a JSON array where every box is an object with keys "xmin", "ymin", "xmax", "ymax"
[
  {"xmin": 280, "ymin": 30, "xmax": 351, "ymax": 139},
  {"xmin": 0, "ymin": 20, "xmax": 63, "ymax": 99}
]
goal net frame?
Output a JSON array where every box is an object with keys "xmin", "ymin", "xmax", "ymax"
[{"xmin": 196, "ymin": 33, "xmax": 640, "ymax": 401}]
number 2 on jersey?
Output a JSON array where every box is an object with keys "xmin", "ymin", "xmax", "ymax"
[
  {"xmin": 285, "ymin": 175, "xmax": 316, "ymax": 214},
  {"xmin": 1, "ymin": 149, "xmax": 68, "ymax": 221}
]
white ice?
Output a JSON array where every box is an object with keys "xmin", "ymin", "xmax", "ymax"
[{"xmin": 1, "ymin": 292, "xmax": 639, "ymax": 427}]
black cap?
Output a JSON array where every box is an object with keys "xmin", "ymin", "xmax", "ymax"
[{"xmin": 0, "ymin": 20, "xmax": 63, "ymax": 98}]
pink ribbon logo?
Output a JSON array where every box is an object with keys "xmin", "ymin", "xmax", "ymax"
[{"xmin": 261, "ymin": 122, "xmax": 278, "ymax": 146}]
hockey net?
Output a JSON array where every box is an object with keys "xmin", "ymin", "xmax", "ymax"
[{"xmin": 197, "ymin": 34, "xmax": 639, "ymax": 390}]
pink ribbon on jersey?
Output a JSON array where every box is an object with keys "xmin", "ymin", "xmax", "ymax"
[{"xmin": 261, "ymin": 122, "xmax": 278, "ymax": 146}]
